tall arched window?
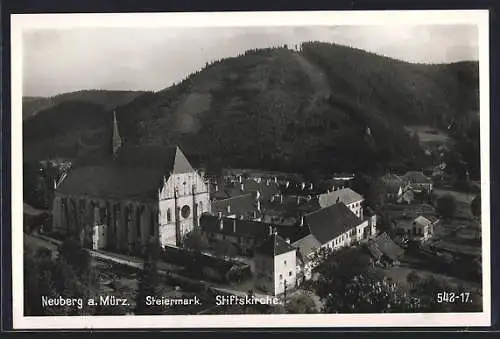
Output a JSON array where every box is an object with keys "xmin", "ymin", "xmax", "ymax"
[{"xmin": 167, "ymin": 208, "xmax": 172, "ymax": 222}]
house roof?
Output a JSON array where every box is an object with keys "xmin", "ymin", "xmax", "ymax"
[
  {"xmin": 403, "ymin": 171, "xmax": 432, "ymax": 184},
  {"xmin": 367, "ymin": 243, "xmax": 384, "ymax": 260},
  {"xmin": 414, "ymin": 215, "xmax": 433, "ymax": 227},
  {"xmin": 211, "ymin": 194, "xmax": 256, "ymax": 217},
  {"xmin": 304, "ymin": 203, "xmax": 363, "ymax": 244},
  {"xmin": 292, "ymin": 234, "xmax": 321, "ymax": 262},
  {"xmin": 223, "ymin": 178, "xmax": 281, "ymax": 201},
  {"xmin": 369, "ymin": 232, "xmax": 404, "ymax": 261},
  {"xmin": 200, "ymin": 214, "xmax": 300, "ymax": 241},
  {"xmin": 318, "ymin": 188, "xmax": 363, "ymax": 208},
  {"xmin": 254, "ymin": 233, "xmax": 296, "ymax": 257},
  {"xmin": 200, "ymin": 214, "xmax": 274, "ymax": 238}
]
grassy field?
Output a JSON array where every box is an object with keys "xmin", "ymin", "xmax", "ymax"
[
  {"xmin": 430, "ymin": 187, "xmax": 481, "ymax": 257},
  {"xmin": 404, "ymin": 125, "xmax": 452, "ymax": 148}
]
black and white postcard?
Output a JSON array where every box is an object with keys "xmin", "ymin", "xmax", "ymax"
[{"xmin": 11, "ymin": 10, "xmax": 491, "ymax": 329}]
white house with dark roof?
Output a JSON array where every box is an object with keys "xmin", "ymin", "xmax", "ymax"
[
  {"xmin": 318, "ymin": 187, "xmax": 364, "ymax": 219},
  {"xmin": 254, "ymin": 233, "xmax": 298, "ymax": 296},
  {"xmin": 396, "ymin": 215, "xmax": 437, "ymax": 242},
  {"xmin": 292, "ymin": 202, "xmax": 377, "ymax": 280},
  {"xmin": 52, "ymin": 112, "xmax": 210, "ymax": 253},
  {"xmin": 402, "ymin": 171, "xmax": 433, "ymax": 193}
]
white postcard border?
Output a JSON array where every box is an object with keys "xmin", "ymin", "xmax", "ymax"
[{"xmin": 11, "ymin": 10, "xmax": 491, "ymax": 329}]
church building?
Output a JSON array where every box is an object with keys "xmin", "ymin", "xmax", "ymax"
[{"xmin": 52, "ymin": 112, "xmax": 210, "ymax": 254}]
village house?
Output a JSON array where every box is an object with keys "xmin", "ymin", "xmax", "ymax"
[
  {"xmin": 52, "ymin": 112, "xmax": 211, "ymax": 254},
  {"xmin": 292, "ymin": 202, "xmax": 377, "ymax": 280},
  {"xmin": 210, "ymin": 193, "xmax": 261, "ymax": 220},
  {"xmin": 402, "ymin": 171, "xmax": 433, "ymax": 193},
  {"xmin": 396, "ymin": 215, "xmax": 437, "ymax": 243},
  {"xmin": 199, "ymin": 214, "xmax": 301, "ymax": 256},
  {"xmin": 318, "ymin": 187, "xmax": 364, "ymax": 219},
  {"xmin": 254, "ymin": 232, "xmax": 298, "ymax": 296}
]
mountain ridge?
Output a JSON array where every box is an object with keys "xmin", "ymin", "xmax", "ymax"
[{"xmin": 23, "ymin": 42, "xmax": 479, "ymax": 177}]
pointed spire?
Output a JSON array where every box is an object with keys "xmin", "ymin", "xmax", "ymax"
[{"xmin": 112, "ymin": 110, "xmax": 122, "ymax": 157}]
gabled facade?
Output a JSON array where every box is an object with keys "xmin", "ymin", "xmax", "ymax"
[
  {"xmin": 254, "ymin": 233, "xmax": 298, "ymax": 296},
  {"xmin": 396, "ymin": 215, "xmax": 437, "ymax": 242}
]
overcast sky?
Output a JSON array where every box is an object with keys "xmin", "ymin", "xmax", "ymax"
[{"xmin": 23, "ymin": 25, "xmax": 479, "ymax": 97}]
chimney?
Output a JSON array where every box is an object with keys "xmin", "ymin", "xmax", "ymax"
[
  {"xmin": 240, "ymin": 183, "xmax": 244, "ymax": 192},
  {"xmin": 299, "ymin": 216, "xmax": 304, "ymax": 227},
  {"xmin": 256, "ymin": 199, "xmax": 261, "ymax": 212},
  {"xmin": 268, "ymin": 226, "xmax": 273, "ymax": 236},
  {"xmin": 215, "ymin": 183, "xmax": 219, "ymax": 192},
  {"xmin": 296, "ymin": 195, "xmax": 300, "ymax": 205},
  {"xmin": 336, "ymin": 197, "xmax": 340, "ymax": 204},
  {"xmin": 301, "ymin": 182, "xmax": 306, "ymax": 190},
  {"xmin": 270, "ymin": 196, "xmax": 275, "ymax": 203},
  {"xmin": 286, "ymin": 181, "xmax": 290, "ymax": 189},
  {"xmin": 227, "ymin": 204, "xmax": 231, "ymax": 213},
  {"xmin": 233, "ymin": 219, "xmax": 237, "ymax": 233},
  {"xmin": 274, "ymin": 176, "xmax": 278, "ymax": 184},
  {"xmin": 219, "ymin": 218, "xmax": 224, "ymax": 231},
  {"xmin": 280, "ymin": 194, "xmax": 283, "ymax": 204},
  {"xmin": 239, "ymin": 175, "xmax": 242, "ymax": 183},
  {"xmin": 218, "ymin": 211, "xmax": 222, "ymax": 219},
  {"xmin": 332, "ymin": 185, "xmax": 336, "ymax": 191},
  {"xmin": 286, "ymin": 238, "xmax": 291, "ymax": 244},
  {"xmin": 266, "ymin": 179, "xmax": 270, "ymax": 186},
  {"xmin": 309, "ymin": 183, "xmax": 313, "ymax": 190}
]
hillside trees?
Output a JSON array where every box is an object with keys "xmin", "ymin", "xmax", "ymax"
[
  {"xmin": 471, "ymin": 195, "xmax": 481, "ymax": 218},
  {"xmin": 436, "ymin": 194, "xmax": 458, "ymax": 220}
]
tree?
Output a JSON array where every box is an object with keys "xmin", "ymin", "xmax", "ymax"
[
  {"xmin": 436, "ymin": 194, "xmax": 457, "ymax": 220},
  {"xmin": 135, "ymin": 238, "xmax": 163, "ymax": 315},
  {"xmin": 285, "ymin": 293, "xmax": 318, "ymax": 314},
  {"xmin": 320, "ymin": 272, "xmax": 420, "ymax": 313},
  {"xmin": 312, "ymin": 246, "xmax": 423, "ymax": 313},
  {"xmin": 182, "ymin": 230, "xmax": 209, "ymax": 253},
  {"xmin": 213, "ymin": 239, "xmax": 238, "ymax": 260},
  {"xmin": 471, "ymin": 195, "xmax": 481, "ymax": 218},
  {"xmin": 406, "ymin": 271, "xmax": 420, "ymax": 289}
]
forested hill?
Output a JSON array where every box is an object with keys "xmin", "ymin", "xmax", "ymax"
[
  {"xmin": 22, "ymin": 90, "xmax": 147, "ymax": 120},
  {"xmin": 23, "ymin": 42, "xmax": 479, "ymax": 177}
]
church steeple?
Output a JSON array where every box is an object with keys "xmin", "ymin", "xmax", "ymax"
[{"xmin": 112, "ymin": 110, "xmax": 122, "ymax": 156}]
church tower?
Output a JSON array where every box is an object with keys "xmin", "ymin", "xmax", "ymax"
[{"xmin": 112, "ymin": 111, "xmax": 122, "ymax": 157}]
